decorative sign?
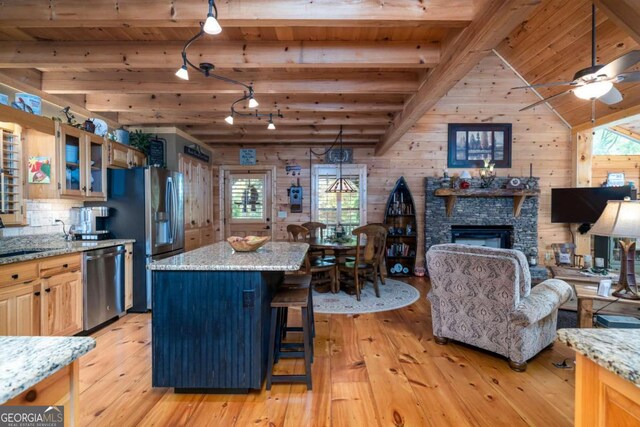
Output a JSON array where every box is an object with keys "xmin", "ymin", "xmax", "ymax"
[
  {"xmin": 286, "ymin": 165, "xmax": 301, "ymax": 176},
  {"xmin": 28, "ymin": 156, "xmax": 51, "ymax": 184},
  {"xmin": 148, "ymin": 137, "xmax": 166, "ymax": 167},
  {"xmin": 240, "ymin": 149, "xmax": 257, "ymax": 165},
  {"xmin": 326, "ymin": 148, "xmax": 353, "ymax": 164},
  {"xmin": 184, "ymin": 145, "xmax": 210, "ymax": 163}
]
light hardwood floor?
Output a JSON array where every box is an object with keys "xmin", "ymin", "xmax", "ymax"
[{"xmin": 80, "ymin": 278, "xmax": 576, "ymax": 426}]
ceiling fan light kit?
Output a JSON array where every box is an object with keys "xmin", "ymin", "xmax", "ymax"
[
  {"xmin": 176, "ymin": 0, "xmax": 282, "ymax": 128},
  {"xmin": 514, "ymin": 3, "xmax": 639, "ymax": 117}
]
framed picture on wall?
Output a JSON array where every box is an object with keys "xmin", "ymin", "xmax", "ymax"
[{"xmin": 447, "ymin": 123, "xmax": 512, "ymax": 168}]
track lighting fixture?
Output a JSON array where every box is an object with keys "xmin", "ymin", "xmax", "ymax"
[
  {"xmin": 225, "ymin": 114, "xmax": 234, "ymax": 125},
  {"xmin": 175, "ymin": 56, "xmax": 189, "ymax": 80},
  {"xmin": 249, "ymin": 96, "xmax": 259, "ymax": 109},
  {"xmin": 224, "ymin": 93, "xmax": 283, "ymax": 127},
  {"xmin": 267, "ymin": 116, "xmax": 276, "ymax": 130},
  {"xmin": 203, "ymin": 0, "xmax": 222, "ymax": 35}
]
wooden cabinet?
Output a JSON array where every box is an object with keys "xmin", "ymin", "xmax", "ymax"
[
  {"xmin": 107, "ymin": 140, "xmax": 146, "ymax": 169},
  {"xmin": 0, "ymin": 122, "xmax": 26, "ymax": 225},
  {"xmin": 0, "ymin": 281, "xmax": 40, "ymax": 336},
  {"xmin": 42, "ymin": 270, "xmax": 83, "ymax": 336},
  {"xmin": 57, "ymin": 124, "xmax": 107, "ymax": 201},
  {"xmin": 0, "ymin": 253, "xmax": 83, "ymax": 337},
  {"xmin": 124, "ymin": 243, "xmax": 133, "ymax": 310},
  {"xmin": 179, "ymin": 154, "xmax": 214, "ymax": 251}
]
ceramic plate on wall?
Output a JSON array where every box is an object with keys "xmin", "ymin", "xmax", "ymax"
[{"xmin": 90, "ymin": 118, "xmax": 108, "ymax": 136}]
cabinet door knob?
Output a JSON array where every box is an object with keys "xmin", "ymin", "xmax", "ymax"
[
  {"xmin": 89, "ymin": 187, "xmax": 94, "ymax": 192},
  {"xmin": 191, "ymin": 220, "xmax": 196, "ymax": 225},
  {"xmin": 25, "ymin": 390, "xmax": 37, "ymax": 402},
  {"xmin": 63, "ymin": 263, "xmax": 69, "ymax": 268},
  {"xmin": 45, "ymin": 288, "xmax": 51, "ymax": 293},
  {"xmin": 34, "ymin": 291, "xmax": 41, "ymax": 296},
  {"xmin": 82, "ymin": 186, "xmax": 87, "ymax": 192},
  {"xmin": 207, "ymin": 219, "xmax": 211, "ymax": 224},
  {"xmin": 11, "ymin": 274, "xmax": 18, "ymax": 280}
]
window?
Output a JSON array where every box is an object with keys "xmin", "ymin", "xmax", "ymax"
[
  {"xmin": 312, "ymin": 164, "xmax": 367, "ymax": 235},
  {"xmin": 230, "ymin": 175, "xmax": 265, "ymax": 221},
  {"xmin": 593, "ymin": 128, "xmax": 640, "ymax": 155}
]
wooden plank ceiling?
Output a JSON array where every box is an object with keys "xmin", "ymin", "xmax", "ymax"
[
  {"xmin": 495, "ymin": 0, "xmax": 640, "ymax": 129},
  {"xmin": 0, "ymin": 0, "xmax": 635, "ymax": 149}
]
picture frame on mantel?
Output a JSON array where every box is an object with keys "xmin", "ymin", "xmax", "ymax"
[{"xmin": 447, "ymin": 123, "xmax": 512, "ymax": 168}]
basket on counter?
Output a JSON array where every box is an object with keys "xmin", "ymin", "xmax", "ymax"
[{"xmin": 227, "ymin": 236, "xmax": 271, "ymax": 252}]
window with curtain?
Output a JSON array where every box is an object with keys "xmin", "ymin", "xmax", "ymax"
[{"xmin": 312, "ymin": 164, "xmax": 367, "ymax": 235}]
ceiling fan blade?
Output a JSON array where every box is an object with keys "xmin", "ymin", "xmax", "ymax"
[
  {"xmin": 617, "ymin": 71, "xmax": 640, "ymax": 83},
  {"xmin": 512, "ymin": 81, "xmax": 574, "ymax": 90},
  {"xmin": 598, "ymin": 86, "xmax": 623, "ymax": 105},
  {"xmin": 519, "ymin": 89, "xmax": 573, "ymax": 111},
  {"xmin": 598, "ymin": 50, "xmax": 640, "ymax": 78}
]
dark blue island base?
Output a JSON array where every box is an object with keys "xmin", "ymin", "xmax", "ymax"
[{"xmin": 152, "ymin": 270, "xmax": 283, "ymax": 392}]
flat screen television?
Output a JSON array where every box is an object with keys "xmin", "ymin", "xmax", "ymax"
[{"xmin": 551, "ymin": 186, "xmax": 636, "ymax": 224}]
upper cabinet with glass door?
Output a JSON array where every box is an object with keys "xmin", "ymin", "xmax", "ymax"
[
  {"xmin": 57, "ymin": 124, "xmax": 107, "ymax": 201},
  {"xmin": 0, "ymin": 122, "xmax": 26, "ymax": 225}
]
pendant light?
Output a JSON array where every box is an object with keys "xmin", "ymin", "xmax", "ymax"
[
  {"xmin": 267, "ymin": 115, "xmax": 276, "ymax": 130},
  {"xmin": 326, "ymin": 126, "xmax": 358, "ymax": 194},
  {"xmin": 203, "ymin": 0, "xmax": 222, "ymax": 35}
]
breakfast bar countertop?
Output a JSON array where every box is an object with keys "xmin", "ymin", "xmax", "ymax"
[
  {"xmin": 0, "ymin": 336, "xmax": 96, "ymax": 404},
  {"xmin": 557, "ymin": 328, "xmax": 640, "ymax": 386},
  {"xmin": 148, "ymin": 241, "xmax": 309, "ymax": 271}
]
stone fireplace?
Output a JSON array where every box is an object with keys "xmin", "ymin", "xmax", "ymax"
[{"xmin": 425, "ymin": 177, "xmax": 539, "ymax": 255}]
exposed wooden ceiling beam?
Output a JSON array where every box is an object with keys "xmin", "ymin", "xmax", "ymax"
[
  {"xmin": 0, "ymin": 1, "xmax": 474, "ymax": 28},
  {"xmin": 84, "ymin": 93, "xmax": 405, "ymax": 113},
  {"xmin": 119, "ymin": 111, "xmax": 392, "ymax": 126},
  {"xmin": 184, "ymin": 125, "xmax": 387, "ymax": 137},
  {"xmin": 610, "ymin": 125, "xmax": 640, "ymax": 141},
  {"xmin": 42, "ymin": 71, "xmax": 420, "ymax": 95},
  {"xmin": 202, "ymin": 135, "xmax": 379, "ymax": 144},
  {"xmin": 374, "ymin": 0, "xmax": 542, "ymax": 155},
  {"xmin": 572, "ymin": 105, "xmax": 640, "ymax": 132},
  {"xmin": 0, "ymin": 41, "xmax": 439, "ymax": 69},
  {"xmin": 594, "ymin": 0, "xmax": 640, "ymax": 45}
]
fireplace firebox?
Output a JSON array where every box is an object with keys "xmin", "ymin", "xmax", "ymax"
[{"xmin": 451, "ymin": 225, "xmax": 514, "ymax": 249}]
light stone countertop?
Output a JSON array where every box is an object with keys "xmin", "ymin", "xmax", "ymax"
[
  {"xmin": 0, "ymin": 234, "xmax": 135, "ymax": 265},
  {"xmin": 0, "ymin": 336, "xmax": 96, "ymax": 404},
  {"xmin": 148, "ymin": 241, "xmax": 309, "ymax": 271},
  {"xmin": 557, "ymin": 328, "xmax": 640, "ymax": 386}
]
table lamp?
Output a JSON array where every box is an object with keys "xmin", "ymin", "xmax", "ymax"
[{"xmin": 590, "ymin": 197, "xmax": 640, "ymax": 300}]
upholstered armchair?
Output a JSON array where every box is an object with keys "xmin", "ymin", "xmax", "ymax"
[{"xmin": 425, "ymin": 244, "xmax": 573, "ymax": 371}]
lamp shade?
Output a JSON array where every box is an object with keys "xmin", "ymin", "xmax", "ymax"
[
  {"xmin": 460, "ymin": 170, "xmax": 472, "ymax": 180},
  {"xmin": 326, "ymin": 178, "xmax": 358, "ymax": 194},
  {"xmin": 590, "ymin": 199, "xmax": 640, "ymax": 239}
]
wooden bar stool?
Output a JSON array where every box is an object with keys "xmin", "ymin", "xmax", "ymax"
[
  {"xmin": 266, "ymin": 287, "xmax": 313, "ymax": 390},
  {"xmin": 283, "ymin": 274, "xmax": 315, "ymax": 339}
]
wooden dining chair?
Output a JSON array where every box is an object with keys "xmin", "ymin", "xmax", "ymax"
[
  {"xmin": 301, "ymin": 221, "xmax": 336, "ymax": 263},
  {"xmin": 287, "ymin": 224, "xmax": 336, "ymax": 292},
  {"xmin": 337, "ymin": 224, "xmax": 387, "ymax": 301}
]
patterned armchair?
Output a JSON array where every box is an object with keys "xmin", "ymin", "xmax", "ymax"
[{"xmin": 426, "ymin": 244, "xmax": 573, "ymax": 371}]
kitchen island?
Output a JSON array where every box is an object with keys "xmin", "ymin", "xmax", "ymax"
[
  {"xmin": 148, "ymin": 241, "xmax": 308, "ymax": 393},
  {"xmin": 557, "ymin": 329, "xmax": 640, "ymax": 426}
]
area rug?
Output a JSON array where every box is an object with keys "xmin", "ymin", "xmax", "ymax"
[{"xmin": 312, "ymin": 278, "xmax": 420, "ymax": 314}]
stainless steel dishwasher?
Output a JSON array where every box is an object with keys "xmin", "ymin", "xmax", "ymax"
[{"xmin": 83, "ymin": 245, "xmax": 126, "ymax": 331}]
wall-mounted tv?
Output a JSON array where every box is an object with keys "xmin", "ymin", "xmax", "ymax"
[{"xmin": 551, "ymin": 186, "xmax": 636, "ymax": 224}]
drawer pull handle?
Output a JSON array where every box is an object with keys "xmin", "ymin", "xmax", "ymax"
[
  {"xmin": 11, "ymin": 274, "xmax": 18, "ymax": 280},
  {"xmin": 25, "ymin": 390, "xmax": 37, "ymax": 402},
  {"xmin": 63, "ymin": 264, "xmax": 69, "ymax": 268},
  {"xmin": 45, "ymin": 288, "xmax": 51, "ymax": 293}
]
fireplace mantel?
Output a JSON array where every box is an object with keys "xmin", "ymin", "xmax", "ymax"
[{"xmin": 434, "ymin": 188, "xmax": 540, "ymax": 217}]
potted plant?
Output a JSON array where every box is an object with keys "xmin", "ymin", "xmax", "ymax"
[{"xmin": 129, "ymin": 130, "xmax": 152, "ymax": 155}]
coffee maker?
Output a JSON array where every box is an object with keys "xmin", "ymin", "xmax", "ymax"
[{"xmin": 69, "ymin": 206, "xmax": 110, "ymax": 240}]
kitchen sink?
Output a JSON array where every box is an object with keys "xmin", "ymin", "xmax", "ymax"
[{"xmin": 0, "ymin": 249, "xmax": 50, "ymax": 258}]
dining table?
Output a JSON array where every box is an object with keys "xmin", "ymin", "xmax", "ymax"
[{"xmin": 305, "ymin": 236, "xmax": 365, "ymax": 293}]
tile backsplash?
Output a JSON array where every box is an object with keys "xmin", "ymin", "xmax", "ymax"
[{"xmin": 2, "ymin": 199, "xmax": 83, "ymax": 237}]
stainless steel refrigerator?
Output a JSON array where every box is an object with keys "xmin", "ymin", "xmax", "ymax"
[{"xmin": 91, "ymin": 167, "xmax": 184, "ymax": 312}]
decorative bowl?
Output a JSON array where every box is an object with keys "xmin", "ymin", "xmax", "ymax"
[{"xmin": 227, "ymin": 236, "xmax": 271, "ymax": 252}]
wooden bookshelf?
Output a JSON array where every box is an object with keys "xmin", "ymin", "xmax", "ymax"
[{"xmin": 384, "ymin": 177, "xmax": 417, "ymax": 277}]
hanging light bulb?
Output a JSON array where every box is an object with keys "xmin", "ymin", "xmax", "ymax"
[
  {"xmin": 248, "ymin": 96, "xmax": 259, "ymax": 109},
  {"xmin": 175, "ymin": 64, "xmax": 189, "ymax": 80},
  {"xmin": 267, "ymin": 115, "xmax": 276, "ymax": 130},
  {"xmin": 203, "ymin": 1, "xmax": 222, "ymax": 35},
  {"xmin": 574, "ymin": 81, "xmax": 613, "ymax": 100},
  {"xmin": 225, "ymin": 114, "xmax": 234, "ymax": 125}
]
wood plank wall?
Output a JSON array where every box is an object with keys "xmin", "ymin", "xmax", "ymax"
[
  {"xmin": 592, "ymin": 155, "xmax": 640, "ymax": 189},
  {"xmin": 208, "ymin": 54, "xmax": 573, "ymax": 266}
]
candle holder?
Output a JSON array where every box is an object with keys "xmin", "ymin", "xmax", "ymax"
[{"xmin": 479, "ymin": 158, "xmax": 496, "ymax": 188}]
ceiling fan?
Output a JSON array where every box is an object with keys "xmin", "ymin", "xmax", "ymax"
[{"xmin": 514, "ymin": 3, "xmax": 640, "ymax": 112}]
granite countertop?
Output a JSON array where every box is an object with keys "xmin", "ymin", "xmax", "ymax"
[
  {"xmin": 0, "ymin": 234, "xmax": 135, "ymax": 265},
  {"xmin": 148, "ymin": 241, "xmax": 309, "ymax": 271},
  {"xmin": 557, "ymin": 328, "xmax": 640, "ymax": 386},
  {"xmin": 0, "ymin": 336, "xmax": 96, "ymax": 404}
]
